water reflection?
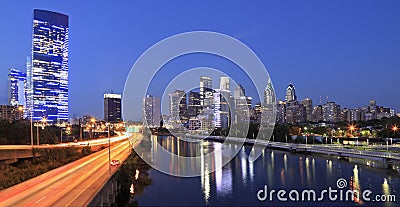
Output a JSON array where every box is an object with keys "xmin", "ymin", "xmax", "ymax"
[{"xmin": 132, "ymin": 136, "xmax": 400, "ymax": 207}]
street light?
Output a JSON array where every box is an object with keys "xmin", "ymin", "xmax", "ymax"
[
  {"xmin": 106, "ymin": 122, "xmax": 111, "ymax": 174},
  {"xmin": 348, "ymin": 124, "xmax": 356, "ymax": 137},
  {"xmin": 19, "ymin": 106, "xmax": 34, "ymax": 146},
  {"xmin": 60, "ymin": 126, "xmax": 71, "ymax": 143},
  {"xmin": 37, "ymin": 117, "xmax": 47, "ymax": 145}
]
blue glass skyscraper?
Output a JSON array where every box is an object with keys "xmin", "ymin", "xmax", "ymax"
[
  {"xmin": 8, "ymin": 68, "xmax": 26, "ymax": 107},
  {"xmin": 29, "ymin": 9, "xmax": 69, "ymax": 123}
]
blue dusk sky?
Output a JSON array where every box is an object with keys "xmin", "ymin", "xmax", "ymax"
[{"xmin": 0, "ymin": 0, "xmax": 399, "ymax": 120}]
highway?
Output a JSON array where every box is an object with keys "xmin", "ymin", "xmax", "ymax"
[
  {"xmin": 0, "ymin": 133, "xmax": 128, "ymax": 150},
  {"xmin": 0, "ymin": 136, "xmax": 134, "ymax": 206}
]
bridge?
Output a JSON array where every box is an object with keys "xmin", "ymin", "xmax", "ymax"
[{"xmin": 0, "ymin": 135, "xmax": 129, "ymax": 167}]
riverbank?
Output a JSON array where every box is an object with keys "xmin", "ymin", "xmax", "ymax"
[{"xmin": 184, "ymin": 135, "xmax": 400, "ymax": 173}]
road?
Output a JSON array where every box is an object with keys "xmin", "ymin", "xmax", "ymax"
[
  {"xmin": 0, "ymin": 133, "xmax": 128, "ymax": 150},
  {"xmin": 0, "ymin": 138, "xmax": 132, "ymax": 206}
]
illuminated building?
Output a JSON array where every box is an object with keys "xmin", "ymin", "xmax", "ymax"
[
  {"xmin": 169, "ymin": 90, "xmax": 188, "ymax": 126},
  {"xmin": 285, "ymin": 83, "xmax": 297, "ymax": 102},
  {"xmin": 200, "ymin": 76, "xmax": 213, "ymax": 108},
  {"xmin": 301, "ymin": 98, "xmax": 313, "ymax": 122},
  {"xmin": 0, "ymin": 105, "xmax": 23, "ymax": 121},
  {"xmin": 29, "ymin": 9, "xmax": 69, "ymax": 123},
  {"xmin": 144, "ymin": 95, "xmax": 161, "ymax": 127},
  {"xmin": 322, "ymin": 101, "xmax": 341, "ymax": 123},
  {"xmin": 188, "ymin": 91, "xmax": 201, "ymax": 118},
  {"xmin": 8, "ymin": 68, "xmax": 26, "ymax": 107},
  {"xmin": 104, "ymin": 93, "xmax": 122, "ymax": 122}
]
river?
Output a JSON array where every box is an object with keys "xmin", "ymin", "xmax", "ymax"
[{"xmin": 121, "ymin": 135, "xmax": 399, "ymax": 206}]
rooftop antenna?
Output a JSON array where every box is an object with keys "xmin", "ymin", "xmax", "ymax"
[
  {"xmin": 326, "ymin": 96, "xmax": 329, "ymax": 103},
  {"xmin": 319, "ymin": 96, "xmax": 322, "ymax": 105}
]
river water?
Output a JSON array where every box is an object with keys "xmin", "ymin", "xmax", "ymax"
[{"xmin": 122, "ymin": 135, "xmax": 399, "ymax": 206}]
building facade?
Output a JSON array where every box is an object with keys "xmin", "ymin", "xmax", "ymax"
[
  {"xmin": 29, "ymin": 9, "xmax": 69, "ymax": 123},
  {"xmin": 285, "ymin": 83, "xmax": 297, "ymax": 102},
  {"xmin": 104, "ymin": 93, "xmax": 122, "ymax": 122},
  {"xmin": 8, "ymin": 68, "xmax": 26, "ymax": 107},
  {"xmin": 144, "ymin": 95, "xmax": 161, "ymax": 127}
]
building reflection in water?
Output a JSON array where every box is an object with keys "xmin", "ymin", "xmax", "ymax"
[
  {"xmin": 382, "ymin": 178, "xmax": 393, "ymax": 207},
  {"xmin": 349, "ymin": 165, "xmax": 362, "ymax": 204},
  {"xmin": 241, "ymin": 147, "xmax": 247, "ymax": 185}
]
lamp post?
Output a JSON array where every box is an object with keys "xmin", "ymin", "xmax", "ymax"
[
  {"xmin": 19, "ymin": 106, "xmax": 34, "ymax": 146},
  {"xmin": 107, "ymin": 122, "xmax": 111, "ymax": 174},
  {"xmin": 36, "ymin": 117, "xmax": 47, "ymax": 145},
  {"xmin": 60, "ymin": 126, "xmax": 71, "ymax": 143}
]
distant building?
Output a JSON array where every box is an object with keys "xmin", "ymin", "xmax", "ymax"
[
  {"xmin": 213, "ymin": 77, "xmax": 231, "ymax": 128},
  {"xmin": 368, "ymin": 100, "xmax": 378, "ymax": 120},
  {"xmin": 322, "ymin": 102, "xmax": 341, "ymax": 123},
  {"xmin": 104, "ymin": 93, "xmax": 122, "ymax": 122},
  {"xmin": 285, "ymin": 101, "xmax": 306, "ymax": 124},
  {"xmin": 285, "ymin": 83, "xmax": 297, "ymax": 102},
  {"xmin": 169, "ymin": 90, "xmax": 188, "ymax": 126},
  {"xmin": 144, "ymin": 95, "xmax": 161, "ymax": 127},
  {"xmin": 220, "ymin": 76, "xmax": 230, "ymax": 91},
  {"xmin": 233, "ymin": 85, "xmax": 251, "ymax": 124},
  {"xmin": 311, "ymin": 105, "xmax": 323, "ymax": 122},
  {"xmin": 8, "ymin": 68, "xmax": 26, "ymax": 108},
  {"xmin": 276, "ymin": 101, "xmax": 286, "ymax": 123},
  {"xmin": 301, "ymin": 98, "xmax": 313, "ymax": 122},
  {"xmin": 188, "ymin": 91, "xmax": 201, "ymax": 118},
  {"xmin": 0, "ymin": 105, "xmax": 23, "ymax": 120},
  {"xmin": 200, "ymin": 76, "xmax": 213, "ymax": 108},
  {"xmin": 29, "ymin": 9, "xmax": 69, "ymax": 123}
]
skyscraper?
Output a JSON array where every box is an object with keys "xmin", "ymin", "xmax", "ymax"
[
  {"xmin": 188, "ymin": 91, "xmax": 201, "ymax": 118},
  {"xmin": 322, "ymin": 102, "xmax": 341, "ymax": 123},
  {"xmin": 144, "ymin": 95, "xmax": 161, "ymax": 127},
  {"xmin": 29, "ymin": 9, "xmax": 69, "ymax": 123},
  {"xmin": 8, "ymin": 68, "xmax": 26, "ymax": 107},
  {"xmin": 301, "ymin": 98, "xmax": 313, "ymax": 122},
  {"xmin": 220, "ymin": 76, "xmax": 230, "ymax": 91},
  {"xmin": 285, "ymin": 83, "xmax": 297, "ymax": 102},
  {"xmin": 200, "ymin": 76, "xmax": 213, "ymax": 108},
  {"xmin": 169, "ymin": 90, "xmax": 188, "ymax": 126},
  {"xmin": 104, "ymin": 93, "xmax": 122, "ymax": 122}
]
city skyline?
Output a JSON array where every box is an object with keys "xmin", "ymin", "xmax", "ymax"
[{"xmin": 0, "ymin": 1, "xmax": 399, "ymax": 120}]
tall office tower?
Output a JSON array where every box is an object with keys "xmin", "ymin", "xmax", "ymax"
[
  {"xmin": 234, "ymin": 84, "xmax": 245, "ymax": 98},
  {"xmin": 368, "ymin": 100, "xmax": 378, "ymax": 120},
  {"xmin": 104, "ymin": 93, "xmax": 122, "ymax": 122},
  {"xmin": 220, "ymin": 76, "xmax": 230, "ymax": 90},
  {"xmin": 29, "ymin": 9, "xmax": 69, "ymax": 123},
  {"xmin": 188, "ymin": 91, "xmax": 201, "ymax": 118},
  {"xmin": 8, "ymin": 68, "xmax": 26, "ymax": 107},
  {"xmin": 169, "ymin": 90, "xmax": 188, "ymax": 126},
  {"xmin": 216, "ymin": 77, "xmax": 231, "ymax": 128},
  {"xmin": 311, "ymin": 105, "xmax": 323, "ymax": 122},
  {"xmin": 322, "ymin": 102, "xmax": 341, "ymax": 123},
  {"xmin": 25, "ymin": 57, "xmax": 33, "ymax": 118},
  {"xmin": 233, "ymin": 85, "xmax": 251, "ymax": 124},
  {"xmin": 285, "ymin": 101, "xmax": 306, "ymax": 124},
  {"xmin": 276, "ymin": 101, "xmax": 286, "ymax": 123},
  {"xmin": 301, "ymin": 98, "xmax": 313, "ymax": 122},
  {"xmin": 285, "ymin": 83, "xmax": 297, "ymax": 102},
  {"xmin": 200, "ymin": 76, "xmax": 213, "ymax": 108},
  {"xmin": 144, "ymin": 95, "xmax": 161, "ymax": 127}
]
